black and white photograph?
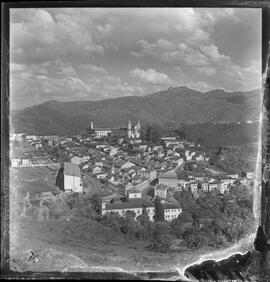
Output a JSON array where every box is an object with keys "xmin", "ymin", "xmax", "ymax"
[{"xmin": 2, "ymin": 3, "xmax": 270, "ymax": 281}]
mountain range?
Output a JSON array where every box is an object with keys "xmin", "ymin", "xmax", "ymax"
[{"xmin": 11, "ymin": 86, "xmax": 260, "ymax": 136}]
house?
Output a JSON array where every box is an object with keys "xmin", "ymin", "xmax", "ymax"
[
  {"xmin": 154, "ymin": 184, "xmax": 168, "ymax": 198},
  {"xmin": 35, "ymin": 143, "xmax": 43, "ymax": 150},
  {"xmin": 137, "ymin": 168, "xmax": 157, "ymax": 182},
  {"xmin": 110, "ymin": 147, "xmax": 119, "ymax": 156},
  {"xmin": 195, "ymin": 154, "xmax": 205, "ymax": 161},
  {"xmin": 93, "ymin": 166, "xmax": 102, "ymax": 175},
  {"xmin": 246, "ymin": 172, "xmax": 254, "ymax": 179},
  {"xmin": 209, "ymin": 181, "xmax": 219, "ymax": 191},
  {"xmin": 81, "ymin": 155, "xmax": 90, "ymax": 162},
  {"xmin": 95, "ymin": 161, "xmax": 104, "ymax": 167},
  {"xmin": 21, "ymin": 155, "xmax": 31, "ymax": 166},
  {"xmin": 153, "ymin": 145, "xmax": 163, "ymax": 151},
  {"xmin": 190, "ymin": 182, "xmax": 198, "ymax": 193},
  {"xmin": 201, "ymin": 181, "xmax": 209, "ymax": 192},
  {"xmin": 94, "ymin": 128, "xmax": 112, "ymax": 138},
  {"xmin": 128, "ymin": 189, "xmax": 142, "ymax": 199},
  {"xmin": 219, "ymin": 182, "xmax": 229, "ymax": 194},
  {"xmin": 227, "ymin": 173, "xmax": 239, "ymax": 179},
  {"xmin": 11, "ymin": 157, "xmax": 21, "ymax": 167},
  {"xmin": 163, "ymin": 203, "xmax": 182, "ymax": 222},
  {"xmin": 158, "ymin": 170, "xmax": 179, "ymax": 189},
  {"xmin": 96, "ymin": 172, "xmax": 107, "ymax": 179},
  {"xmin": 121, "ymin": 161, "xmax": 136, "ymax": 170},
  {"xmin": 101, "ymin": 199, "xmax": 155, "ymax": 221},
  {"xmin": 132, "ymin": 177, "xmax": 149, "ymax": 191},
  {"xmin": 26, "ymin": 135, "xmax": 38, "ymax": 141},
  {"xmin": 71, "ymin": 156, "xmax": 82, "ymax": 165},
  {"xmin": 218, "ymin": 176, "xmax": 235, "ymax": 186},
  {"xmin": 63, "ymin": 162, "xmax": 83, "ymax": 193}
]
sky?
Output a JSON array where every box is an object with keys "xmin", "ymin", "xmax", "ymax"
[{"xmin": 10, "ymin": 8, "xmax": 261, "ymax": 110}]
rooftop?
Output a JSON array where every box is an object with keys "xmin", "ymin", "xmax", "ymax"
[
  {"xmin": 104, "ymin": 198, "xmax": 154, "ymax": 210},
  {"xmin": 64, "ymin": 162, "xmax": 81, "ymax": 177}
]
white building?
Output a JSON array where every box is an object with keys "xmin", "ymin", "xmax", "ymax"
[
  {"xmin": 158, "ymin": 171, "xmax": 179, "ymax": 189},
  {"xmin": 128, "ymin": 189, "xmax": 142, "ymax": 199},
  {"xmin": 127, "ymin": 120, "xmax": 141, "ymax": 139},
  {"xmin": 154, "ymin": 184, "xmax": 168, "ymax": 198},
  {"xmin": 11, "ymin": 158, "xmax": 21, "ymax": 167},
  {"xmin": 71, "ymin": 156, "xmax": 82, "ymax": 165},
  {"xmin": 63, "ymin": 162, "xmax": 83, "ymax": 193},
  {"xmin": 190, "ymin": 182, "xmax": 198, "ymax": 193},
  {"xmin": 163, "ymin": 203, "xmax": 182, "ymax": 222},
  {"xmin": 101, "ymin": 199, "xmax": 155, "ymax": 221},
  {"xmin": 94, "ymin": 126, "xmax": 112, "ymax": 138}
]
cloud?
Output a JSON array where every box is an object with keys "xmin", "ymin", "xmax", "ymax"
[
  {"xmin": 196, "ymin": 66, "xmax": 217, "ymax": 76},
  {"xmin": 79, "ymin": 64, "xmax": 107, "ymax": 74},
  {"xmin": 130, "ymin": 68, "xmax": 172, "ymax": 85},
  {"xmin": 10, "ymin": 9, "xmax": 105, "ymax": 64},
  {"xmin": 10, "ymin": 8, "xmax": 261, "ymax": 108},
  {"xmin": 186, "ymin": 81, "xmax": 215, "ymax": 92},
  {"xmin": 10, "ymin": 63, "xmax": 26, "ymax": 72}
]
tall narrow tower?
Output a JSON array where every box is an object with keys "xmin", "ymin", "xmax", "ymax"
[
  {"xmin": 90, "ymin": 121, "xmax": 94, "ymax": 130},
  {"xmin": 127, "ymin": 120, "xmax": 132, "ymax": 139},
  {"xmin": 136, "ymin": 121, "xmax": 141, "ymax": 139}
]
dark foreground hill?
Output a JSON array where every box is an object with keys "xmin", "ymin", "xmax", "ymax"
[{"xmin": 11, "ymin": 86, "xmax": 260, "ymax": 139}]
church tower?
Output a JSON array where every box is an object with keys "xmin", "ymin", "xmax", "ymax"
[
  {"xmin": 136, "ymin": 121, "xmax": 141, "ymax": 139},
  {"xmin": 90, "ymin": 121, "xmax": 94, "ymax": 130},
  {"xmin": 127, "ymin": 120, "xmax": 132, "ymax": 139}
]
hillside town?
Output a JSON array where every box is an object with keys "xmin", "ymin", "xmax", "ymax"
[{"xmin": 10, "ymin": 120, "xmax": 254, "ymax": 223}]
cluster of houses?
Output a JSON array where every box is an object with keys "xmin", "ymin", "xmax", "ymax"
[{"xmin": 10, "ymin": 123, "xmax": 254, "ymax": 223}]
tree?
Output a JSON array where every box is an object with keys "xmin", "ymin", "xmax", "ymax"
[
  {"xmin": 153, "ymin": 221, "xmax": 171, "ymax": 239},
  {"xmin": 121, "ymin": 210, "xmax": 138, "ymax": 239},
  {"xmin": 154, "ymin": 196, "xmax": 164, "ymax": 222},
  {"xmin": 137, "ymin": 207, "xmax": 154, "ymax": 239},
  {"xmin": 91, "ymin": 194, "xmax": 102, "ymax": 215},
  {"xmin": 196, "ymin": 137, "xmax": 203, "ymax": 147},
  {"xmin": 175, "ymin": 129, "xmax": 186, "ymax": 139},
  {"xmin": 144, "ymin": 125, "xmax": 161, "ymax": 143},
  {"xmin": 153, "ymin": 234, "xmax": 174, "ymax": 252},
  {"xmin": 137, "ymin": 207, "xmax": 150, "ymax": 227},
  {"xmin": 170, "ymin": 217, "xmax": 184, "ymax": 238}
]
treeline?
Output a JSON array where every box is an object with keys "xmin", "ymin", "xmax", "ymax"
[{"xmin": 91, "ymin": 186, "xmax": 254, "ymax": 252}]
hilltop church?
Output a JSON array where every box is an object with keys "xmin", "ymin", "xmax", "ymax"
[{"xmin": 89, "ymin": 120, "xmax": 142, "ymax": 143}]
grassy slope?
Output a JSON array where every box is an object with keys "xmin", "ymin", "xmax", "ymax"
[{"xmin": 9, "ymin": 167, "xmax": 205, "ymax": 273}]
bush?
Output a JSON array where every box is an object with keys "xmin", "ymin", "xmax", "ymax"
[{"xmin": 152, "ymin": 234, "xmax": 174, "ymax": 252}]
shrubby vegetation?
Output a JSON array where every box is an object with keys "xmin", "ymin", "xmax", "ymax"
[
  {"xmin": 172, "ymin": 187, "xmax": 255, "ymax": 249},
  {"xmin": 95, "ymin": 184, "xmax": 254, "ymax": 253},
  {"xmin": 209, "ymin": 147, "xmax": 251, "ymax": 174}
]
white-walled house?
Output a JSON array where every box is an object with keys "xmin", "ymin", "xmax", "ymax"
[
  {"xmin": 128, "ymin": 189, "xmax": 142, "ymax": 199},
  {"xmin": 64, "ymin": 162, "xmax": 83, "ymax": 193},
  {"xmin": 158, "ymin": 171, "xmax": 179, "ymax": 189},
  {"xmin": 227, "ymin": 173, "xmax": 239, "ymax": 179},
  {"xmin": 96, "ymin": 172, "xmax": 107, "ymax": 179},
  {"xmin": 101, "ymin": 199, "xmax": 155, "ymax": 221},
  {"xmin": 209, "ymin": 181, "xmax": 219, "ymax": 191},
  {"xmin": 201, "ymin": 182, "xmax": 209, "ymax": 192},
  {"xmin": 11, "ymin": 158, "xmax": 21, "ymax": 167},
  {"xmin": 71, "ymin": 156, "xmax": 82, "ymax": 165},
  {"xmin": 93, "ymin": 166, "xmax": 102, "ymax": 175},
  {"xmin": 163, "ymin": 203, "xmax": 182, "ymax": 222},
  {"xmin": 190, "ymin": 182, "xmax": 198, "ymax": 193},
  {"xmin": 154, "ymin": 184, "xmax": 168, "ymax": 198},
  {"xmin": 246, "ymin": 172, "xmax": 254, "ymax": 179},
  {"xmin": 121, "ymin": 161, "xmax": 136, "ymax": 170}
]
